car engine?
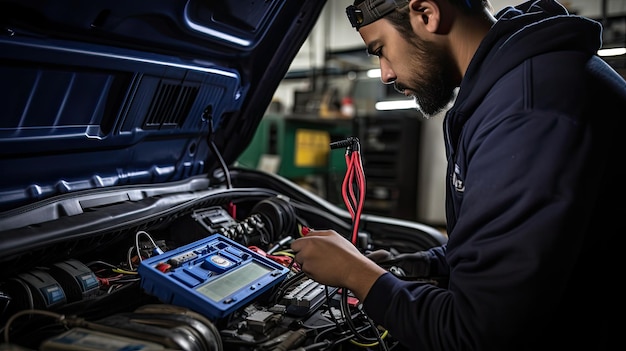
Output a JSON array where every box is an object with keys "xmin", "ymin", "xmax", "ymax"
[{"xmin": 0, "ymin": 167, "xmax": 446, "ymax": 351}]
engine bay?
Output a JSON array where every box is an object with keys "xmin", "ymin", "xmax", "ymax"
[{"xmin": 0, "ymin": 168, "xmax": 446, "ymax": 351}]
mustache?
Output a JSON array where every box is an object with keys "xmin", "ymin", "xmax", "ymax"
[{"xmin": 393, "ymin": 82, "xmax": 407, "ymax": 94}]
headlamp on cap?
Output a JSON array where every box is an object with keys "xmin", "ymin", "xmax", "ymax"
[{"xmin": 346, "ymin": 0, "xmax": 409, "ymax": 30}]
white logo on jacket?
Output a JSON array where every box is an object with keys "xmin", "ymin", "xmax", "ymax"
[{"xmin": 453, "ymin": 163, "xmax": 465, "ymax": 192}]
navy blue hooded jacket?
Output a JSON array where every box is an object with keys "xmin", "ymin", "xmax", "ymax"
[{"xmin": 362, "ymin": 1, "xmax": 626, "ymax": 350}]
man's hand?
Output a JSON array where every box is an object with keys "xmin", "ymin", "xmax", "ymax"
[
  {"xmin": 290, "ymin": 230, "xmax": 386, "ymax": 302},
  {"xmin": 366, "ymin": 249, "xmax": 430, "ymax": 278}
]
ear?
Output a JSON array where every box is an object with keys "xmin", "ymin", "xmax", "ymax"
[{"xmin": 409, "ymin": 0, "xmax": 443, "ymax": 34}]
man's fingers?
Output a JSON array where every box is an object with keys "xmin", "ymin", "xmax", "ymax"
[{"xmin": 366, "ymin": 249, "xmax": 393, "ymax": 262}]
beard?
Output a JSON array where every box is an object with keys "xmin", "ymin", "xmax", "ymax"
[{"xmin": 394, "ymin": 35, "xmax": 458, "ymax": 119}]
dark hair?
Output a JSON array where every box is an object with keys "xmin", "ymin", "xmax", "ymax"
[
  {"xmin": 449, "ymin": 0, "xmax": 492, "ymax": 13},
  {"xmin": 352, "ymin": 0, "xmax": 492, "ymax": 37},
  {"xmin": 353, "ymin": 0, "xmax": 490, "ymax": 13}
]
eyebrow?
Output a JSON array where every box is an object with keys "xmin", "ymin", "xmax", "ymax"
[{"xmin": 366, "ymin": 39, "xmax": 382, "ymax": 56}]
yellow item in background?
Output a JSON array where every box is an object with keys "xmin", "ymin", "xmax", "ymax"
[{"xmin": 294, "ymin": 129, "xmax": 330, "ymax": 167}]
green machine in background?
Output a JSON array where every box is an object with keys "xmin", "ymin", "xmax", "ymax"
[{"xmin": 237, "ymin": 113, "xmax": 353, "ymax": 203}]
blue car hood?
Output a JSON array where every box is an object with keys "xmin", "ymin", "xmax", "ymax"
[{"xmin": 0, "ymin": 0, "xmax": 326, "ymax": 212}]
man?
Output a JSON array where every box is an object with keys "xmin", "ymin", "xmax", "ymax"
[{"xmin": 291, "ymin": 0, "xmax": 625, "ymax": 350}]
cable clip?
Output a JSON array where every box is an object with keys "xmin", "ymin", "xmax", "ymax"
[{"xmin": 330, "ymin": 136, "xmax": 360, "ymax": 154}]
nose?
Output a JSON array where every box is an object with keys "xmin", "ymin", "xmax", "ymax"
[{"xmin": 379, "ymin": 59, "xmax": 396, "ymax": 84}]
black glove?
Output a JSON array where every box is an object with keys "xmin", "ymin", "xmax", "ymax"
[{"xmin": 366, "ymin": 249, "xmax": 430, "ymax": 278}]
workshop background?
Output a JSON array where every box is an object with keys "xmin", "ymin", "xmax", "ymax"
[{"xmin": 236, "ymin": 0, "xmax": 626, "ymax": 229}]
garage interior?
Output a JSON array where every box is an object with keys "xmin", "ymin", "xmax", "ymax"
[{"xmin": 236, "ymin": 0, "xmax": 626, "ymax": 228}]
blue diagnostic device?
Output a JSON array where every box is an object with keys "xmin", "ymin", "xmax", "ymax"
[{"xmin": 138, "ymin": 234, "xmax": 290, "ymax": 320}]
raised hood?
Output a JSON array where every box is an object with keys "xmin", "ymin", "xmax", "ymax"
[{"xmin": 0, "ymin": 0, "xmax": 326, "ymax": 213}]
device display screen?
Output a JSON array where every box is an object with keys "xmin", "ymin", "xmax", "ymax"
[{"xmin": 196, "ymin": 261, "xmax": 272, "ymax": 301}]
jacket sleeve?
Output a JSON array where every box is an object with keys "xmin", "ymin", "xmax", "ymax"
[{"xmin": 425, "ymin": 244, "xmax": 448, "ymax": 277}]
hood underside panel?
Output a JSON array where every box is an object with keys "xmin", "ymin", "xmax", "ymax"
[
  {"xmin": 0, "ymin": 36, "xmax": 242, "ymax": 211},
  {"xmin": 0, "ymin": 0, "xmax": 327, "ymax": 212}
]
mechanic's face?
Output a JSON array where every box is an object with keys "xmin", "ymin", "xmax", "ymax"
[{"xmin": 359, "ymin": 18, "xmax": 457, "ymax": 118}]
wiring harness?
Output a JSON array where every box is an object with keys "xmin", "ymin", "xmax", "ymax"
[
  {"xmin": 330, "ymin": 136, "xmax": 366, "ymax": 246},
  {"xmin": 330, "ymin": 137, "xmax": 389, "ymax": 350}
]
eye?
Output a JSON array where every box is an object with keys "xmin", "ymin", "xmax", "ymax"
[
  {"xmin": 366, "ymin": 42, "xmax": 383, "ymax": 58},
  {"xmin": 371, "ymin": 47, "xmax": 383, "ymax": 58}
]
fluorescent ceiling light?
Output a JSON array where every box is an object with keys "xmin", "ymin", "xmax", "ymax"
[
  {"xmin": 367, "ymin": 69, "xmax": 381, "ymax": 78},
  {"xmin": 375, "ymin": 99, "xmax": 418, "ymax": 111},
  {"xmin": 598, "ymin": 47, "xmax": 626, "ymax": 57}
]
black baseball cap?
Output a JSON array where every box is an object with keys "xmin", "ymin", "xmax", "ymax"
[{"xmin": 346, "ymin": 0, "xmax": 410, "ymax": 30}]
